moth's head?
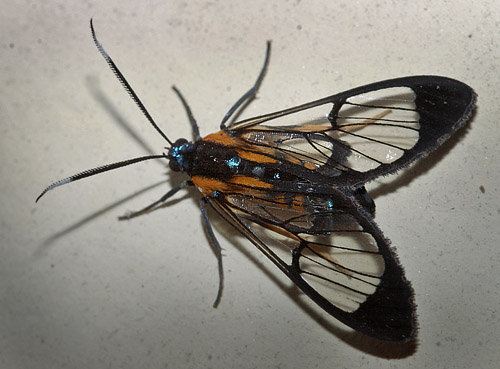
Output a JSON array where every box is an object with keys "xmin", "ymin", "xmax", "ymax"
[{"xmin": 167, "ymin": 138, "xmax": 195, "ymax": 172}]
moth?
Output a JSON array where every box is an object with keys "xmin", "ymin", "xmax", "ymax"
[{"xmin": 37, "ymin": 20, "xmax": 476, "ymax": 342}]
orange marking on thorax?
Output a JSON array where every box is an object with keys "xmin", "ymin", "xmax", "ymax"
[{"xmin": 203, "ymin": 130, "xmax": 242, "ymax": 146}]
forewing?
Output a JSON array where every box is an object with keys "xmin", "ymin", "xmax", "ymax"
[
  {"xmin": 228, "ymin": 76, "xmax": 475, "ymax": 186},
  {"xmin": 207, "ymin": 190, "xmax": 416, "ymax": 342}
]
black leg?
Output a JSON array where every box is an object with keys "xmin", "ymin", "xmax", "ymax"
[
  {"xmin": 118, "ymin": 180, "xmax": 193, "ymax": 220},
  {"xmin": 172, "ymin": 86, "xmax": 201, "ymax": 141},
  {"xmin": 199, "ymin": 197, "xmax": 224, "ymax": 308},
  {"xmin": 220, "ymin": 41, "xmax": 271, "ymax": 130}
]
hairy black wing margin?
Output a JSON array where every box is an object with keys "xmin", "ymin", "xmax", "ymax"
[
  {"xmin": 227, "ymin": 76, "xmax": 476, "ymax": 187},
  {"xmin": 206, "ymin": 191, "xmax": 416, "ymax": 342}
]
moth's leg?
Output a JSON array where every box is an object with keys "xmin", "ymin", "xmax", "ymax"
[
  {"xmin": 220, "ymin": 41, "xmax": 271, "ymax": 129},
  {"xmin": 200, "ymin": 196, "xmax": 224, "ymax": 308},
  {"xmin": 119, "ymin": 180, "xmax": 193, "ymax": 220},
  {"xmin": 172, "ymin": 86, "xmax": 201, "ymax": 141}
]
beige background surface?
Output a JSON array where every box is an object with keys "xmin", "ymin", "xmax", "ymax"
[{"xmin": 1, "ymin": 1, "xmax": 499, "ymax": 368}]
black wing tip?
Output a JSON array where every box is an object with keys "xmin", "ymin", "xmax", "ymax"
[
  {"xmin": 316, "ymin": 207, "xmax": 418, "ymax": 342},
  {"xmin": 350, "ymin": 275, "xmax": 418, "ymax": 342},
  {"xmin": 336, "ymin": 238, "xmax": 418, "ymax": 343},
  {"xmin": 411, "ymin": 75, "xmax": 476, "ymax": 153},
  {"xmin": 358, "ymin": 212, "xmax": 418, "ymax": 342},
  {"xmin": 345, "ymin": 75, "xmax": 476, "ymax": 187}
]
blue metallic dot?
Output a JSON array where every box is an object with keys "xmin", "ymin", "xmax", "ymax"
[
  {"xmin": 326, "ymin": 198, "xmax": 334, "ymax": 210},
  {"xmin": 273, "ymin": 172, "xmax": 280, "ymax": 180},
  {"xmin": 226, "ymin": 156, "xmax": 241, "ymax": 169},
  {"xmin": 172, "ymin": 143, "xmax": 191, "ymax": 167}
]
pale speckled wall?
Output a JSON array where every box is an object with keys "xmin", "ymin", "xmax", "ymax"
[{"xmin": 1, "ymin": 1, "xmax": 499, "ymax": 368}]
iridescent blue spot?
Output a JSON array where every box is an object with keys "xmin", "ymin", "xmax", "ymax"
[
  {"xmin": 226, "ymin": 156, "xmax": 241, "ymax": 169},
  {"xmin": 170, "ymin": 144, "xmax": 188, "ymax": 167},
  {"xmin": 274, "ymin": 172, "xmax": 280, "ymax": 180},
  {"xmin": 212, "ymin": 190, "xmax": 220, "ymax": 197},
  {"xmin": 326, "ymin": 198, "xmax": 334, "ymax": 210}
]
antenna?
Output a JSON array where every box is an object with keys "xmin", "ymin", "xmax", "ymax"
[{"xmin": 90, "ymin": 19, "xmax": 172, "ymax": 145}]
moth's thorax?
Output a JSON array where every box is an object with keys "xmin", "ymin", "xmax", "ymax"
[{"xmin": 167, "ymin": 138, "xmax": 242, "ymax": 180}]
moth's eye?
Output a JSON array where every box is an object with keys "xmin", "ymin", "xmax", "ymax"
[
  {"xmin": 169, "ymin": 160, "xmax": 180, "ymax": 172},
  {"xmin": 174, "ymin": 138, "xmax": 188, "ymax": 146}
]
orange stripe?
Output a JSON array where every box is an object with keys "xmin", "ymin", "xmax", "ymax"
[
  {"xmin": 192, "ymin": 175, "xmax": 273, "ymax": 197},
  {"xmin": 204, "ymin": 130, "xmax": 279, "ymax": 164},
  {"xmin": 191, "ymin": 176, "xmax": 232, "ymax": 196},
  {"xmin": 228, "ymin": 176, "xmax": 273, "ymax": 189},
  {"xmin": 260, "ymin": 222, "xmax": 300, "ymax": 242},
  {"xmin": 236, "ymin": 149, "xmax": 278, "ymax": 164},
  {"xmin": 290, "ymin": 124, "xmax": 329, "ymax": 132},
  {"xmin": 203, "ymin": 130, "xmax": 242, "ymax": 146},
  {"xmin": 304, "ymin": 162, "xmax": 319, "ymax": 170}
]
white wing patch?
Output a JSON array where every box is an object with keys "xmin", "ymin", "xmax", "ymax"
[{"xmin": 336, "ymin": 87, "xmax": 420, "ymax": 172}]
